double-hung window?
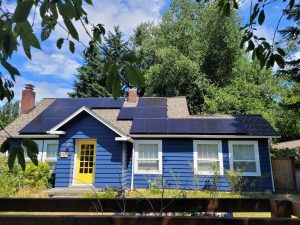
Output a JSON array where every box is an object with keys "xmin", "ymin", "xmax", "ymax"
[
  {"xmin": 228, "ymin": 141, "xmax": 261, "ymax": 176},
  {"xmin": 193, "ymin": 140, "xmax": 223, "ymax": 175},
  {"xmin": 134, "ymin": 140, "xmax": 162, "ymax": 174}
]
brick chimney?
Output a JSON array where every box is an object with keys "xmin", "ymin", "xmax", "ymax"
[
  {"xmin": 127, "ymin": 88, "xmax": 138, "ymax": 103},
  {"xmin": 21, "ymin": 84, "xmax": 36, "ymax": 114}
]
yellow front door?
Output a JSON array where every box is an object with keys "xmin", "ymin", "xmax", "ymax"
[{"xmin": 76, "ymin": 140, "xmax": 96, "ymax": 184}]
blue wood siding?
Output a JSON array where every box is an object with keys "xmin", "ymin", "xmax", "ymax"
[
  {"xmin": 54, "ymin": 112, "xmax": 123, "ymax": 188},
  {"xmin": 129, "ymin": 139, "xmax": 273, "ymax": 192}
]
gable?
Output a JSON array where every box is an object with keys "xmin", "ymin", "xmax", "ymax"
[{"xmin": 48, "ymin": 107, "xmax": 126, "ymax": 137}]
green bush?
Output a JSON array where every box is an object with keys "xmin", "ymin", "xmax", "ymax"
[
  {"xmin": 225, "ymin": 169, "xmax": 244, "ymax": 193},
  {"xmin": 24, "ymin": 162, "xmax": 51, "ymax": 189},
  {"xmin": 85, "ymin": 187, "xmax": 118, "ymax": 198},
  {"xmin": 271, "ymin": 147, "xmax": 300, "ymax": 166},
  {"xmin": 0, "ymin": 156, "xmax": 24, "ymax": 197},
  {"xmin": 0, "ymin": 157, "xmax": 51, "ymax": 197}
]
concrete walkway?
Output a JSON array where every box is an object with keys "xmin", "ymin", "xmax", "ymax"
[{"xmin": 47, "ymin": 186, "xmax": 103, "ymax": 197}]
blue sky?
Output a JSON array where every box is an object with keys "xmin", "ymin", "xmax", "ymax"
[{"xmin": 2, "ymin": 0, "xmax": 296, "ymax": 103}]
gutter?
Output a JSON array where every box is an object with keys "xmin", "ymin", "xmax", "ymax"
[{"xmin": 130, "ymin": 134, "xmax": 281, "ymax": 139}]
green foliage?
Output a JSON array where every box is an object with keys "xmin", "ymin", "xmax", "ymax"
[
  {"xmin": 0, "ymin": 1, "xmax": 142, "ymax": 101},
  {"xmin": 0, "ymin": 138, "xmax": 39, "ymax": 171},
  {"xmin": 271, "ymin": 147, "xmax": 300, "ymax": 166},
  {"xmin": 0, "ymin": 101, "xmax": 19, "ymax": 129},
  {"xmin": 216, "ymin": 0, "xmax": 297, "ymax": 69},
  {"xmin": 85, "ymin": 187, "xmax": 118, "ymax": 198},
  {"xmin": 0, "ymin": 157, "xmax": 51, "ymax": 197},
  {"xmin": 225, "ymin": 169, "xmax": 244, "ymax": 193},
  {"xmin": 0, "ymin": 156, "xmax": 24, "ymax": 197},
  {"xmin": 69, "ymin": 26, "xmax": 144, "ymax": 98},
  {"xmin": 23, "ymin": 162, "xmax": 51, "ymax": 189}
]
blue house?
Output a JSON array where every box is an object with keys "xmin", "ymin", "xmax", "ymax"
[{"xmin": 1, "ymin": 85, "xmax": 279, "ymax": 192}]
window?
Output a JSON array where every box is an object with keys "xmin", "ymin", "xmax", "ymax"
[
  {"xmin": 228, "ymin": 141, "xmax": 261, "ymax": 176},
  {"xmin": 43, "ymin": 141, "xmax": 59, "ymax": 161},
  {"xmin": 42, "ymin": 140, "xmax": 59, "ymax": 171},
  {"xmin": 193, "ymin": 140, "xmax": 223, "ymax": 175},
  {"xmin": 134, "ymin": 140, "xmax": 162, "ymax": 174}
]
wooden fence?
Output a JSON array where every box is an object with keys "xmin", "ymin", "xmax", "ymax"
[
  {"xmin": 0, "ymin": 198, "xmax": 299, "ymax": 225},
  {"xmin": 272, "ymin": 157, "xmax": 297, "ymax": 192}
]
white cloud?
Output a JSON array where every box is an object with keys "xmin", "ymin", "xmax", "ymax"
[
  {"xmin": 50, "ymin": 0, "xmax": 165, "ymax": 45},
  {"xmin": 13, "ymin": 77, "xmax": 72, "ymax": 103},
  {"xmin": 22, "ymin": 50, "xmax": 80, "ymax": 79}
]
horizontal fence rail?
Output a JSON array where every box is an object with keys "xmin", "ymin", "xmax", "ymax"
[{"xmin": 0, "ymin": 198, "xmax": 299, "ymax": 225}]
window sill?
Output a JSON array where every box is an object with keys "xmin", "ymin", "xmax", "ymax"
[{"xmin": 134, "ymin": 170, "xmax": 162, "ymax": 175}]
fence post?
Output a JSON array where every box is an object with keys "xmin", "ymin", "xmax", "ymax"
[{"xmin": 270, "ymin": 199, "xmax": 292, "ymax": 218}]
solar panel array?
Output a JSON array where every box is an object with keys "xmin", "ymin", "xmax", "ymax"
[
  {"xmin": 137, "ymin": 98, "xmax": 167, "ymax": 107},
  {"xmin": 117, "ymin": 107, "xmax": 167, "ymax": 120},
  {"xmin": 20, "ymin": 98, "xmax": 124, "ymax": 134},
  {"xmin": 130, "ymin": 118, "xmax": 247, "ymax": 134}
]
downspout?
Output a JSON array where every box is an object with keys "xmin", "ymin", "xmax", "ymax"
[
  {"xmin": 268, "ymin": 139, "xmax": 275, "ymax": 192},
  {"xmin": 131, "ymin": 143, "xmax": 135, "ymax": 191}
]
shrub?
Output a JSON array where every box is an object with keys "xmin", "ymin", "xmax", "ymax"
[
  {"xmin": 23, "ymin": 162, "xmax": 51, "ymax": 189},
  {"xmin": 225, "ymin": 169, "xmax": 244, "ymax": 193},
  {"xmin": 0, "ymin": 156, "xmax": 24, "ymax": 197},
  {"xmin": 85, "ymin": 187, "xmax": 118, "ymax": 198},
  {"xmin": 271, "ymin": 147, "xmax": 300, "ymax": 166}
]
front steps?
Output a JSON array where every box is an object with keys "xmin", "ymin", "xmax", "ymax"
[{"xmin": 47, "ymin": 186, "xmax": 103, "ymax": 197}]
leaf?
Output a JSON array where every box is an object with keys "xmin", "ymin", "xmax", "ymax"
[
  {"xmin": 22, "ymin": 138, "xmax": 38, "ymax": 154},
  {"xmin": 289, "ymin": 0, "xmax": 295, "ymax": 9},
  {"xmin": 17, "ymin": 147, "xmax": 26, "ymax": 171},
  {"xmin": 246, "ymin": 40, "xmax": 255, "ymax": 52},
  {"xmin": 12, "ymin": 0, "xmax": 34, "ymax": 23},
  {"xmin": 1, "ymin": 60, "xmax": 20, "ymax": 79},
  {"xmin": 22, "ymin": 138, "xmax": 38, "ymax": 166},
  {"xmin": 277, "ymin": 48, "xmax": 286, "ymax": 56},
  {"xmin": 69, "ymin": 40, "xmax": 75, "ymax": 53},
  {"xmin": 3, "ymin": 33, "xmax": 12, "ymax": 56},
  {"xmin": 274, "ymin": 54, "xmax": 285, "ymax": 68},
  {"xmin": 258, "ymin": 10, "xmax": 265, "ymax": 25},
  {"xmin": 57, "ymin": 2, "xmax": 76, "ymax": 19},
  {"xmin": 64, "ymin": 19, "xmax": 79, "ymax": 40},
  {"xmin": 0, "ymin": 139, "xmax": 10, "ymax": 153},
  {"xmin": 84, "ymin": 0, "xmax": 93, "ymax": 5},
  {"xmin": 106, "ymin": 64, "xmax": 118, "ymax": 92},
  {"xmin": 22, "ymin": 39, "xmax": 32, "ymax": 59},
  {"xmin": 56, "ymin": 38, "xmax": 64, "ymax": 49},
  {"xmin": 112, "ymin": 75, "xmax": 121, "ymax": 98},
  {"xmin": 28, "ymin": 33, "xmax": 41, "ymax": 49},
  {"xmin": 124, "ymin": 65, "xmax": 145, "ymax": 88},
  {"xmin": 122, "ymin": 53, "xmax": 139, "ymax": 63},
  {"xmin": 8, "ymin": 147, "xmax": 17, "ymax": 171}
]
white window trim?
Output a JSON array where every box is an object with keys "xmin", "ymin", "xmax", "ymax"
[
  {"xmin": 228, "ymin": 140, "xmax": 261, "ymax": 177},
  {"xmin": 134, "ymin": 140, "xmax": 162, "ymax": 175},
  {"xmin": 42, "ymin": 140, "xmax": 59, "ymax": 162},
  {"xmin": 193, "ymin": 140, "xmax": 223, "ymax": 175}
]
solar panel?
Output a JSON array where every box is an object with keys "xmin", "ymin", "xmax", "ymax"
[
  {"xmin": 117, "ymin": 107, "xmax": 167, "ymax": 120},
  {"xmin": 20, "ymin": 98, "xmax": 124, "ymax": 134},
  {"xmin": 130, "ymin": 118, "xmax": 247, "ymax": 134},
  {"xmin": 137, "ymin": 98, "xmax": 167, "ymax": 107}
]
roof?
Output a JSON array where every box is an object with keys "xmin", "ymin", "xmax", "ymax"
[
  {"xmin": 272, "ymin": 140, "xmax": 300, "ymax": 149},
  {"xmin": 0, "ymin": 98, "xmax": 55, "ymax": 138},
  {"xmin": 0, "ymin": 97, "xmax": 278, "ymax": 138}
]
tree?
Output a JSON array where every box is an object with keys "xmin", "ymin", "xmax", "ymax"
[
  {"xmin": 203, "ymin": 58, "xmax": 300, "ymax": 140},
  {"xmin": 278, "ymin": 5, "xmax": 300, "ymax": 110},
  {"xmin": 0, "ymin": 101, "xmax": 19, "ymax": 129},
  {"xmin": 69, "ymin": 26, "xmax": 134, "ymax": 98},
  {"xmin": 132, "ymin": 0, "xmax": 243, "ymax": 113}
]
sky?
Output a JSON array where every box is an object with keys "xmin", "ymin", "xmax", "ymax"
[{"xmin": 1, "ymin": 0, "xmax": 296, "ymax": 104}]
